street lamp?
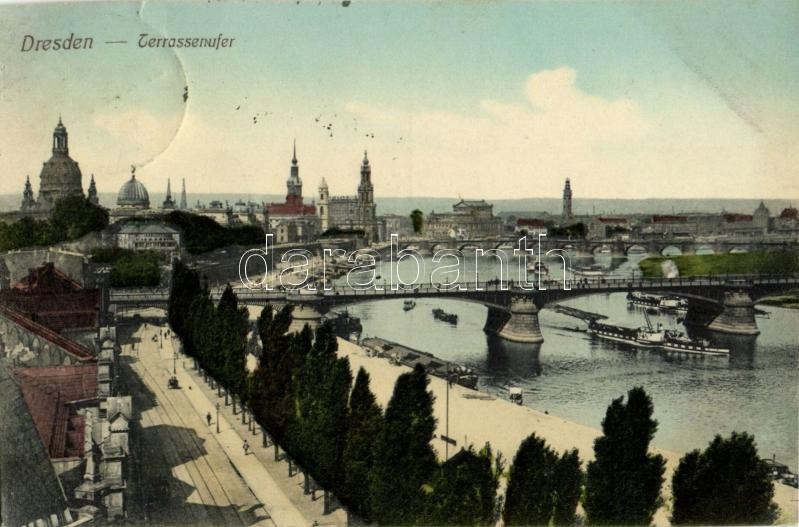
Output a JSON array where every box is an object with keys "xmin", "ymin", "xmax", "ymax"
[{"xmin": 216, "ymin": 402, "xmax": 220, "ymax": 433}]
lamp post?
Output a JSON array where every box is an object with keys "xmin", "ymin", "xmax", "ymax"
[{"xmin": 216, "ymin": 402, "xmax": 220, "ymax": 434}]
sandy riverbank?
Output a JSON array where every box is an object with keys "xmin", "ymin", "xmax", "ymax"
[{"xmin": 337, "ymin": 338, "xmax": 798, "ymax": 526}]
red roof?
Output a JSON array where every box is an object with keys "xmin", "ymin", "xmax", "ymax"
[
  {"xmin": 652, "ymin": 215, "xmax": 687, "ymax": 223},
  {"xmin": 13, "ymin": 263, "xmax": 82, "ymax": 292},
  {"xmin": 598, "ymin": 217, "xmax": 628, "ymax": 224},
  {"xmin": 0, "ymin": 305, "xmax": 94, "ymax": 362},
  {"xmin": 13, "ymin": 364, "xmax": 98, "ymax": 458},
  {"xmin": 267, "ymin": 194, "xmax": 317, "ymax": 216},
  {"xmin": 779, "ymin": 207, "xmax": 798, "ymax": 220},
  {"xmin": 517, "ymin": 218, "xmax": 546, "ymax": 227},
  {"xmin": 1, "ymin": 264, "xmax": 99, "ymax": 333},
  {"xmin": 723, "ymin": 213, "xmax": 753, "ymax": 223}
]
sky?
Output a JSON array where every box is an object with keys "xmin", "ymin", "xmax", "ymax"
[{"xmin": 0, "ymin": 0, "xmax": 797, "ymax": 201}]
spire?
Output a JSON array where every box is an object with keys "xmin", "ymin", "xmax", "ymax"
[
  {"xmin": 180, "ymin": 178, "xmax": 187, "ymax": 209},
  {"xmin": 292, "ymin": 140, "xmax": 298, "ymax": 166},
  {"xmin": 363, "ymin": 150, "xmax": 369, "ymax": 165},
  {"xmin": 166, "ymin": 178, "xmax": 172, "ymax": 198},
  {"xmin": 87, "ymin": 174, "xmax": 99, "ymax": 205}
]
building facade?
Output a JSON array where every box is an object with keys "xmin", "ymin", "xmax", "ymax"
[
  {"xmin": 115, "ymin": 222, "xmax": 181, "ymax": 256},
  {"xmin": 425, "ymin": 200, "xmax": 503, "ymax": 239},
  {"xmin": 318, "ymin": 151, "xmax": 379, "ymax": 242}
]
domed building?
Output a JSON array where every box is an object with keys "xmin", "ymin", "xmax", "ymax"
[
  {"xmin": 116, "ymin": 167, "xmax": 150, "ymax": 209},
  {"xmin": 22, "ymin": 118, "xmax": 85, "ymax": 212}
]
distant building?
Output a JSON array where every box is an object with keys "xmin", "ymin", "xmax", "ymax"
[
  {"xmin": 19, "ymin": 118, "xmax": 86, "ymax": 214},
  {"xmin": 775, "ymin": 206, "xmax": 798, "ymax": 234},
  {"xmin": 266, "ymin": 144, "xmax": 319, "ymax": 243},
  {"xmin": 179, "ymin": 178, "xmax": 188, "ymax": 209},
  {"xmin": 562, "ymin": 178, "xmax": 573, "ymax": 221},
  {"xmin": 753, "ymin": 201, "xmax": 770, "ymax": 233},
  {"xmin": 87, "ymin": 174, "xmax": 99, "ymax": 205},
  {"xmin": 426, "ymin": 199, "xmax": 503, "ymax": 239},
  {"xmin": 162, "ymin": 178, "xmax": 176, "ymax": 209},
  {"xmin": 587, "ymin": 217, "xmax": 629, "ymax": 240},
  {"xmin": 116, "ymin": 222, "xmax": 181, "ymax": 256},
  {"xmin": 381, "ymin": 214, "xmax": 413, "ymax": 237},
  {"xmin": 515, "ymin": 218, "xmax": 548, "ymax": 238},
  {"xmin": 319, "ymin": 151, "xmax": 379, "ymax": 242},
  {"xmin": 116, "ymin": 167, "xmax": 150, "ymax": 210}
]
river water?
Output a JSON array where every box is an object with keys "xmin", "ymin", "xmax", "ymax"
[{"xmin": 331, "ymin": 251, "xmax": 799, "ymax": 469}]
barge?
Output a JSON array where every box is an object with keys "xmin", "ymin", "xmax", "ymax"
[
  {"xmin": 362, "ymin": 337, "xmax": 478, "ymax": 389},
  {"xmin": 432, "ymin": 308, "xmax": 458, "ymax": 325},
  {"xmin": 627, "ymin": 292, "xmax": 688, "ymax": 312}
]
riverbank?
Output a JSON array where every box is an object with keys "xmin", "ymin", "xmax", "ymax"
[
  {"xmin": 639, "ymin": 252, "xmax": 799, "ymax": 278},
  {"xmin": 336, "ymin": 337, "xmax": 798, "ymax": 525}
]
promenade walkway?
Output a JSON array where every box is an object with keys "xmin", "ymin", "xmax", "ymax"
[
  {"xmin": 164, "ymin": 325, "xmax": 349, "ymax": 527},
  {"xmin": 121, "ymin": 322, "xmax": 273, "ymax": 526}
]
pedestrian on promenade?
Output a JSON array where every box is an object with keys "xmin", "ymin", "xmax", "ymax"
[
  {"xmin": 243, "ymin": 439, "xmax": 250, "ymax": 456},
  {"xmin": 206, "ymin": 412, "xmax": 212, "ymax": 426}
]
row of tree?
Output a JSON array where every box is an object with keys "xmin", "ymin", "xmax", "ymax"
[
  {"xmin": 0, "ymin": 196, "xmax": 108, "ymax": 251},
  {"xmin": 167, "ymin": 260, "xmax": 778, "ymax": 525}
]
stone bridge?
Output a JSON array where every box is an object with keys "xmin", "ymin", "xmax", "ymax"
[
  {"xmin": 385, "ymin": 236, "xmax": 799, "ymax": 258},
  {"xmin": 110, "ymin": 273, "xmax": 799, "ymax": 344}
]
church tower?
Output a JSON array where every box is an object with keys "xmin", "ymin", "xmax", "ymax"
[
  {"xmin": 562, "ymin": 178, "xmax": 573, "ymax": 221},
  {"xmin": 319, "ymin": 178, "xmax": 330, "ymax": 231},
  {"xmin": 286, "ymin": 141, "xmax": 303, "ymax": 205},
  {"xmin": 87, "ymin": 174, "xmax": 99, "ymax": 205},
  {"xmin": 21, "ymin": 175, "xmax": 35, "ymax": 212},
  {"xmin": 358, "ymin": 150, "xmax": 374, "ymax": 204},
  {"xmin": 179, "ymin": 178, "xmax": 188, "ymax": 209},
  {"xmin": 162, "ymin": 179, "xmax": 176, "ymax": 209}
]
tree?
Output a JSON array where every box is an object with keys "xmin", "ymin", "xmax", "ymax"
[
  {"xmin": 553, "ymin": 448, "xmax": 583, "ymax": 525},
  {"xmin": 410, "ymin": 209, "xmax": 424, "ymax": 234},
  {"xmin": 49, "ymin": 195, "xmax": 109, "ymax": 241},
  {"xmin": 370, "ymin": 364, "xmax": 438, "ymax": 524},
  {"xmin": 217, "ymin": 285, "xmax": 249, "ymax": 407},
  {"xmin": 584, "ymin": 387, "xmax": 665, "ymax": 525},
  {"xmin": 168, "ymin": 259, "xmax": 201, "ymax": 339},
  {"xmin": 671, "ymin": 432, "xmax": 777, "ymax": 525},
  {"xmin": 424, "ymin": 444, "xmax": 502, "ymax": 525},
  {"xmin": 503, "ymin": 434, "xmax": 557, "ymax": 525},
  {"xmin": 341, "ymin": 368, "xmax": 384, "ymax": 520}
]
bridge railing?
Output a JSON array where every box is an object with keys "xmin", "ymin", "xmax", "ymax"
[{"xmin": 108, "ymin": 272, "xmax": 799, "ymax": 304}]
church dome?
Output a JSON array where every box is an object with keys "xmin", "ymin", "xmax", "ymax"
[
  {"xmin": 117, "ymin": 171, "xmax": 150, "ymax": 209},
  {"xmin": 34, "ymin": 118, "xmax": 84, "ymax": 211}
]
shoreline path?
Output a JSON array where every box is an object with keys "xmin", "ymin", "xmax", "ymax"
[{"xmin": 336, "ymin": 338, "xmax": 799, "ymax": 526}]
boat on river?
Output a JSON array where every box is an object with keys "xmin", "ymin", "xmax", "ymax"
[
  {"xmin": 588, "ymin": 312, "xmax": 728, "ymax": 357},
  {"xmin": 432, "ymin": 308, "xmax": 458, "ymax": 325},
  {"xmin": 572, "ymin": 264, "xmax": 605, "ymax": 277},
  {"xmin": 627, "ymin": 292, "xmax": 688, "ymax": 312},
  {"xmin": 403, "ymin": 299, "xmax": 417, "ymax": 311}
]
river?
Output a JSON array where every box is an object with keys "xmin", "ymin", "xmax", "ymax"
[{"xmin": 331, "ymin": 250, "xmax": 799, "ymax": 470}]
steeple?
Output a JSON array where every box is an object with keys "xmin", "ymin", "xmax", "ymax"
[
  {"xmin": 163, "ymin": 178, "xmax": 176, "ymax": 209},
  {"xmin": 87, "ymin": 174, "xmax": 99, "ymax": 205},
  {"xmin": 179, "ymin": 178, "xmax": 188, "ymax": 209},
  {"xmin": 21, "ymin": 175, "xmax": 35, "ymax": 212},
  {"xmin": 286, "ymin": 142, "xmax": 302, "ymax": 202}
]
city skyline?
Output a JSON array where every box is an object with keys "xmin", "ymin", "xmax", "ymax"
[{"xmin": 0, "ymin": 1, "xmax": 797, "ymax": 200}]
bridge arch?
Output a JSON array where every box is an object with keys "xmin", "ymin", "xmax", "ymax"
[
  {"xmin": 660, "ymin": 245, "xmax": 683, "ymax": 256},
  {"xmin": 625, "ymin": 244, "xmax": 648, "ymax": 256}
]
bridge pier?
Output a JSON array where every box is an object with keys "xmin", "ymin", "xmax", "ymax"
[
  {"xmin": 706, "ymin": 290, "xmax": 760, "ymax": 336},
  {"xmin": 288, "ymin": 303, "xmax": 323, "ymax": 334},
  {"xmin": 491, "ymin": 296, "xmax": 543, "ymax": 344}
]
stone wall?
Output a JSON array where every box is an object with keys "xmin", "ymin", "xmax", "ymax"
[{"xmin": 0, "ymin": 248, "xmax": 88, "ymax": 287}]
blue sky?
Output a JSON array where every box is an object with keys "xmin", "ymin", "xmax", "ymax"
[{"xmin": 0, "ymin": 0, "xmax": 796, "ymax": 200}]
